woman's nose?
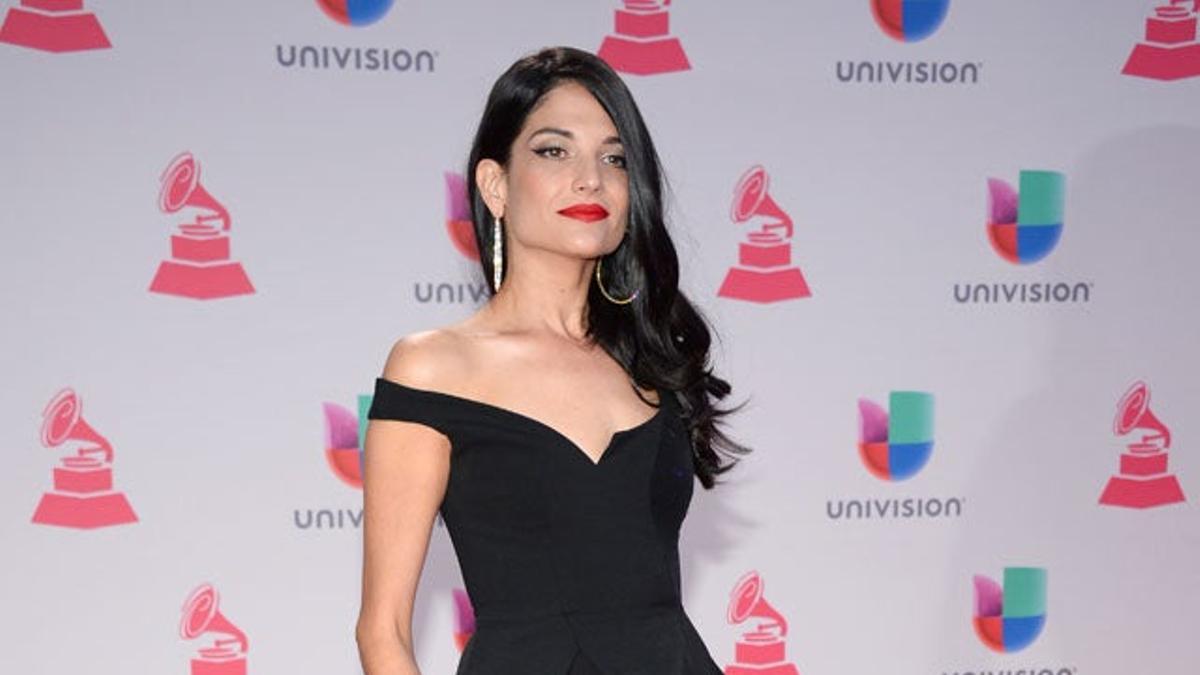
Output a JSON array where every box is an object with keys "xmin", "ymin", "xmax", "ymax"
[{"xmin": 572, "ymin": 160, "xmax": 602, "ymax": 192}]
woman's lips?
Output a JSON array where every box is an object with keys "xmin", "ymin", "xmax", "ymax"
[{"xmin": 557, "ymin": 203, "xmax": 609, "ymax": 222}]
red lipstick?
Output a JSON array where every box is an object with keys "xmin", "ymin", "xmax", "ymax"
[{"xmin": 557, "ymin": 203, "xmax": 609, "ymax": 222}]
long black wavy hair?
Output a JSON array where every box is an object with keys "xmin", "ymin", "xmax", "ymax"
[{"xmin": 465, "ymin": 46, "xmax": 749, "ymax": 488}]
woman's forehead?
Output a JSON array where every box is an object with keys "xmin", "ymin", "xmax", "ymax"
[{"xmin": 522, "ymin": 82, "xmax": 619, "ymax": 140}]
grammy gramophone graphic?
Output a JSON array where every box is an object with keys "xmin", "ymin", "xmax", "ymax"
[
  {"xmin": 0, "ymin": 0, "xmax": 110, "ymax": 53},
  {"xmin": 149, "ymin": 151, "xmax": 254, "ymax": 300},
  {"xmin": 725, "ymin": 571, "xmax": 800, "ymax": 675},
  {"xmin": 718, "ymin": 166, "xmax": 811, "ymax": 303},
  {"xmin": 597, "ymin": 0, "xmax": 690, "ymax": 75},
  {"xmin": 31, "ymin": 387, "xmax": 137, "ymax": 529},
  {"xmin": 1099, "ymin": 381, "xmax": 1186, "ymax": 509},
  {"xmin": 1123, "ymin": 0, "xmax": 1200, "ymax": 80},
  {"xmin": 181, "ymin": 584, "xmax": 249, "ymax": 675}
]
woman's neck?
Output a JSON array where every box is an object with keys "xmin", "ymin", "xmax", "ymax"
[{"xmin": 484, "ymin": 252, "xmax": 596, "ymax": 342}]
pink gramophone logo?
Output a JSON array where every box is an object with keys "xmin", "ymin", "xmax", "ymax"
[
  {"xmin": 597, "ymin": 0, "xmax": 690, "ymax": 75},
  {"xmin": 718, "ymin": 166, "xmax": 811, "ymax": 303},
  {"xmin": 31, "ymin": 387, "xmax": 137, "ymax": 529},
  {"xmin": 181, "ymin": 583, "xmax": 249, "ymax": 675},
  {"xmin": 149, "ymin": 152, "xmax": 255, "ymax": 300},
  {"xmin": 0, "ymin": 0, "xmax": 110, "ymax": 52},
  {"xmin": 1099, "ymin": 380, "xmax": 1186, "ymax": 509},
  {"xmin": 724, "ymin": 571, "xmax": 801, "ymax": 675},
  {"xmin": 1123, "ymin": 0, "xmax": 1200, "ymax": 80}
]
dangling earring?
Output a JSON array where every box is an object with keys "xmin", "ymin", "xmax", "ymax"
[
  {"xmin": 595, "ymin": 256, "xmax": 639, "ymax": 305},
  {"xmin": 492, "ymin": 215, "xmax": 503, "ymax": 293}
]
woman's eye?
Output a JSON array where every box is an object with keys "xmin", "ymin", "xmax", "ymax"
[
  {"xmin": 605, "ymin": 154, "xmax": 627, "ymax": 169},
  {"xmin": 534, "ymin": 146, "xmax": 567, "ymax": 159}
]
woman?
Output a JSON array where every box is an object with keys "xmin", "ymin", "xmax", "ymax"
[{"xmin": 356, "ymin": 47, "xmax": 748, "ymax": 675}]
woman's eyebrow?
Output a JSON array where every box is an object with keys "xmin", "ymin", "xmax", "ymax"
[
  {"xmin": 529, "ymin": 126, "xmax": 572, "ymax": 140},
  {"xmin": 528, "ymin": 127, "xmax": 622, "ymax": 146}
]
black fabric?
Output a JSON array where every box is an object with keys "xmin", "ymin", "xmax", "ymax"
[
  {"xmin": 368, "ymin": 377, "xmax": 722, "ymax": 675},
  {"xmin": 567, "ymin": 648, "xmax": 604, "ymax": 675}
]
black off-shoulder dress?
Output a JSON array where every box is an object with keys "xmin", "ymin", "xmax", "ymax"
[{"xmin": 367, "ymin": 377, "xmax": 722, "ymax": 675}]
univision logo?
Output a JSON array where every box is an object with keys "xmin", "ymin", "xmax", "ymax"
[
  {"xmin": 414, "ymin": 172, "xmax": 489, "ymax": 305},
  {"xmin": 986, "ymin": 171, "xmax": 1063, "ymax": 265},
  {"xmin": 275, "ymin": 0, "xmax": 436, "ymax": 73},
  {"xmin": 453, "ymin": 588, "xmax": 475, "ymax": 652},
  {"xmin": 322, "ymin": 395, "xmax": 370, "ymax": 489},
  {"xmin": 838, "ymin": 0, "xmax": 980, "ymax": 84},
  {"xmin": 292, "ymin": 393, "xmax": 369, "ymax": 530},
  {"xmin": 317, "ymin": 0, "xmax": 394, "ymax": 26},
  {"xmin": 444, "ymin": 172, "xmax": 478, "ymax": 261},
  {"xmin": 872, "ymin": 0, "xmax": 950, "ymax": 42},
  {"xmin": 945, "ymin": 570, "xmax": 1076, "ymax": 675},
  {"xmin": 827, "ymin": 391, "xmax": 963, "ymax": 520},
  {"xmin": 858, "ymin": 391, "xmax": 933, "ymax": 481},
  {"xmin": 953, "ymin": 170, "xmax": 1093, "ymax": 305},
  {"xmin": 972, "ymin": 568, "xmax": 1046, "ymax": 653}
]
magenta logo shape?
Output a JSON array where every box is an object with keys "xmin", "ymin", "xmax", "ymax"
[
  {"xmin": 718, "ymin": 166, "xmax": 811, "ymax": 303},
  {"xmin": 597, "ymin": 0, "xmax": 690, "ymax": 75},
  {"xmin": 149, "ymin": 152, "xmax": 255, "ymax": 300},
  {"xmin": 181, "ymin": 583, "xmax": 249, "ymax": 675},
  {"xmin": 1099, "ymin": 380, "xmax": 1186, "ymax": 509},
  {"xmin": 444, "ymin": 172, "xmax": 479, "ymax": 260},
  {"xmin": 322, "ymin": 395, "xmax": 371, "ymax": 490},
  {"xmin": 31, "ymin": 387, "xmax": 137, "ymax": 529},
  {"xmin": 724, "ymin": 571, "xmax": 801, "ymax": 674},
  {"xmin": 0, "ymin": 0, "xmax": 110, "ymax": 52},
  {"xmin": 452, "ymin": 588, "xmax": 476, "ymax": 652},
  {"xmin": 1123, "ymin": 0, "xmax": 1200, "ymax": 80}
]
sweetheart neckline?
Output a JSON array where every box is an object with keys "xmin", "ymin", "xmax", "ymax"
[{"xmin": 375, "ymin": 377, "xmax": 666, "ymax": 467}]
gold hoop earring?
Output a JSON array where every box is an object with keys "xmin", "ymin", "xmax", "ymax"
[
  {"xmin": 492, "ymin": 216, "xmax": 503, "ymax": 292},
  {"xmin": 595, "ymin": 256, "xmax": 639, "ymax": 305}
]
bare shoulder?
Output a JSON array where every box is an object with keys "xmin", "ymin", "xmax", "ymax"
[{"xmin": 380, "ymin": 328, "xmax": 477, "ymax": 393}]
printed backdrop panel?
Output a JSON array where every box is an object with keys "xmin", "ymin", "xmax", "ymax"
[{"xmin": 1, "ymin": 1, "xmax": 1197, "ymax": 674}]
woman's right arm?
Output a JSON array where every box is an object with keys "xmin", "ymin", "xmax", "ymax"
[{"xmin": 356, "ymin": 339, "xmax": 454, "ymax": 674}]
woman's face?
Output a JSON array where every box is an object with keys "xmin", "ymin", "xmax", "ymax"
[{"xmin": 487, "ymin": 81, "xmax": 630, "ymax": 262}]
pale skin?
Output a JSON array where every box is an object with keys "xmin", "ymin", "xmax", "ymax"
[{"xmin": 355, "ymin": 81, "xmax": 663, "ymax": 674}]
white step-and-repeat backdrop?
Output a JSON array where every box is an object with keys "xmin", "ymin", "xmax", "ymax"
[{"xmin": 2, "ymin": 1, "xmax": 1197, "ymax": 673}]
